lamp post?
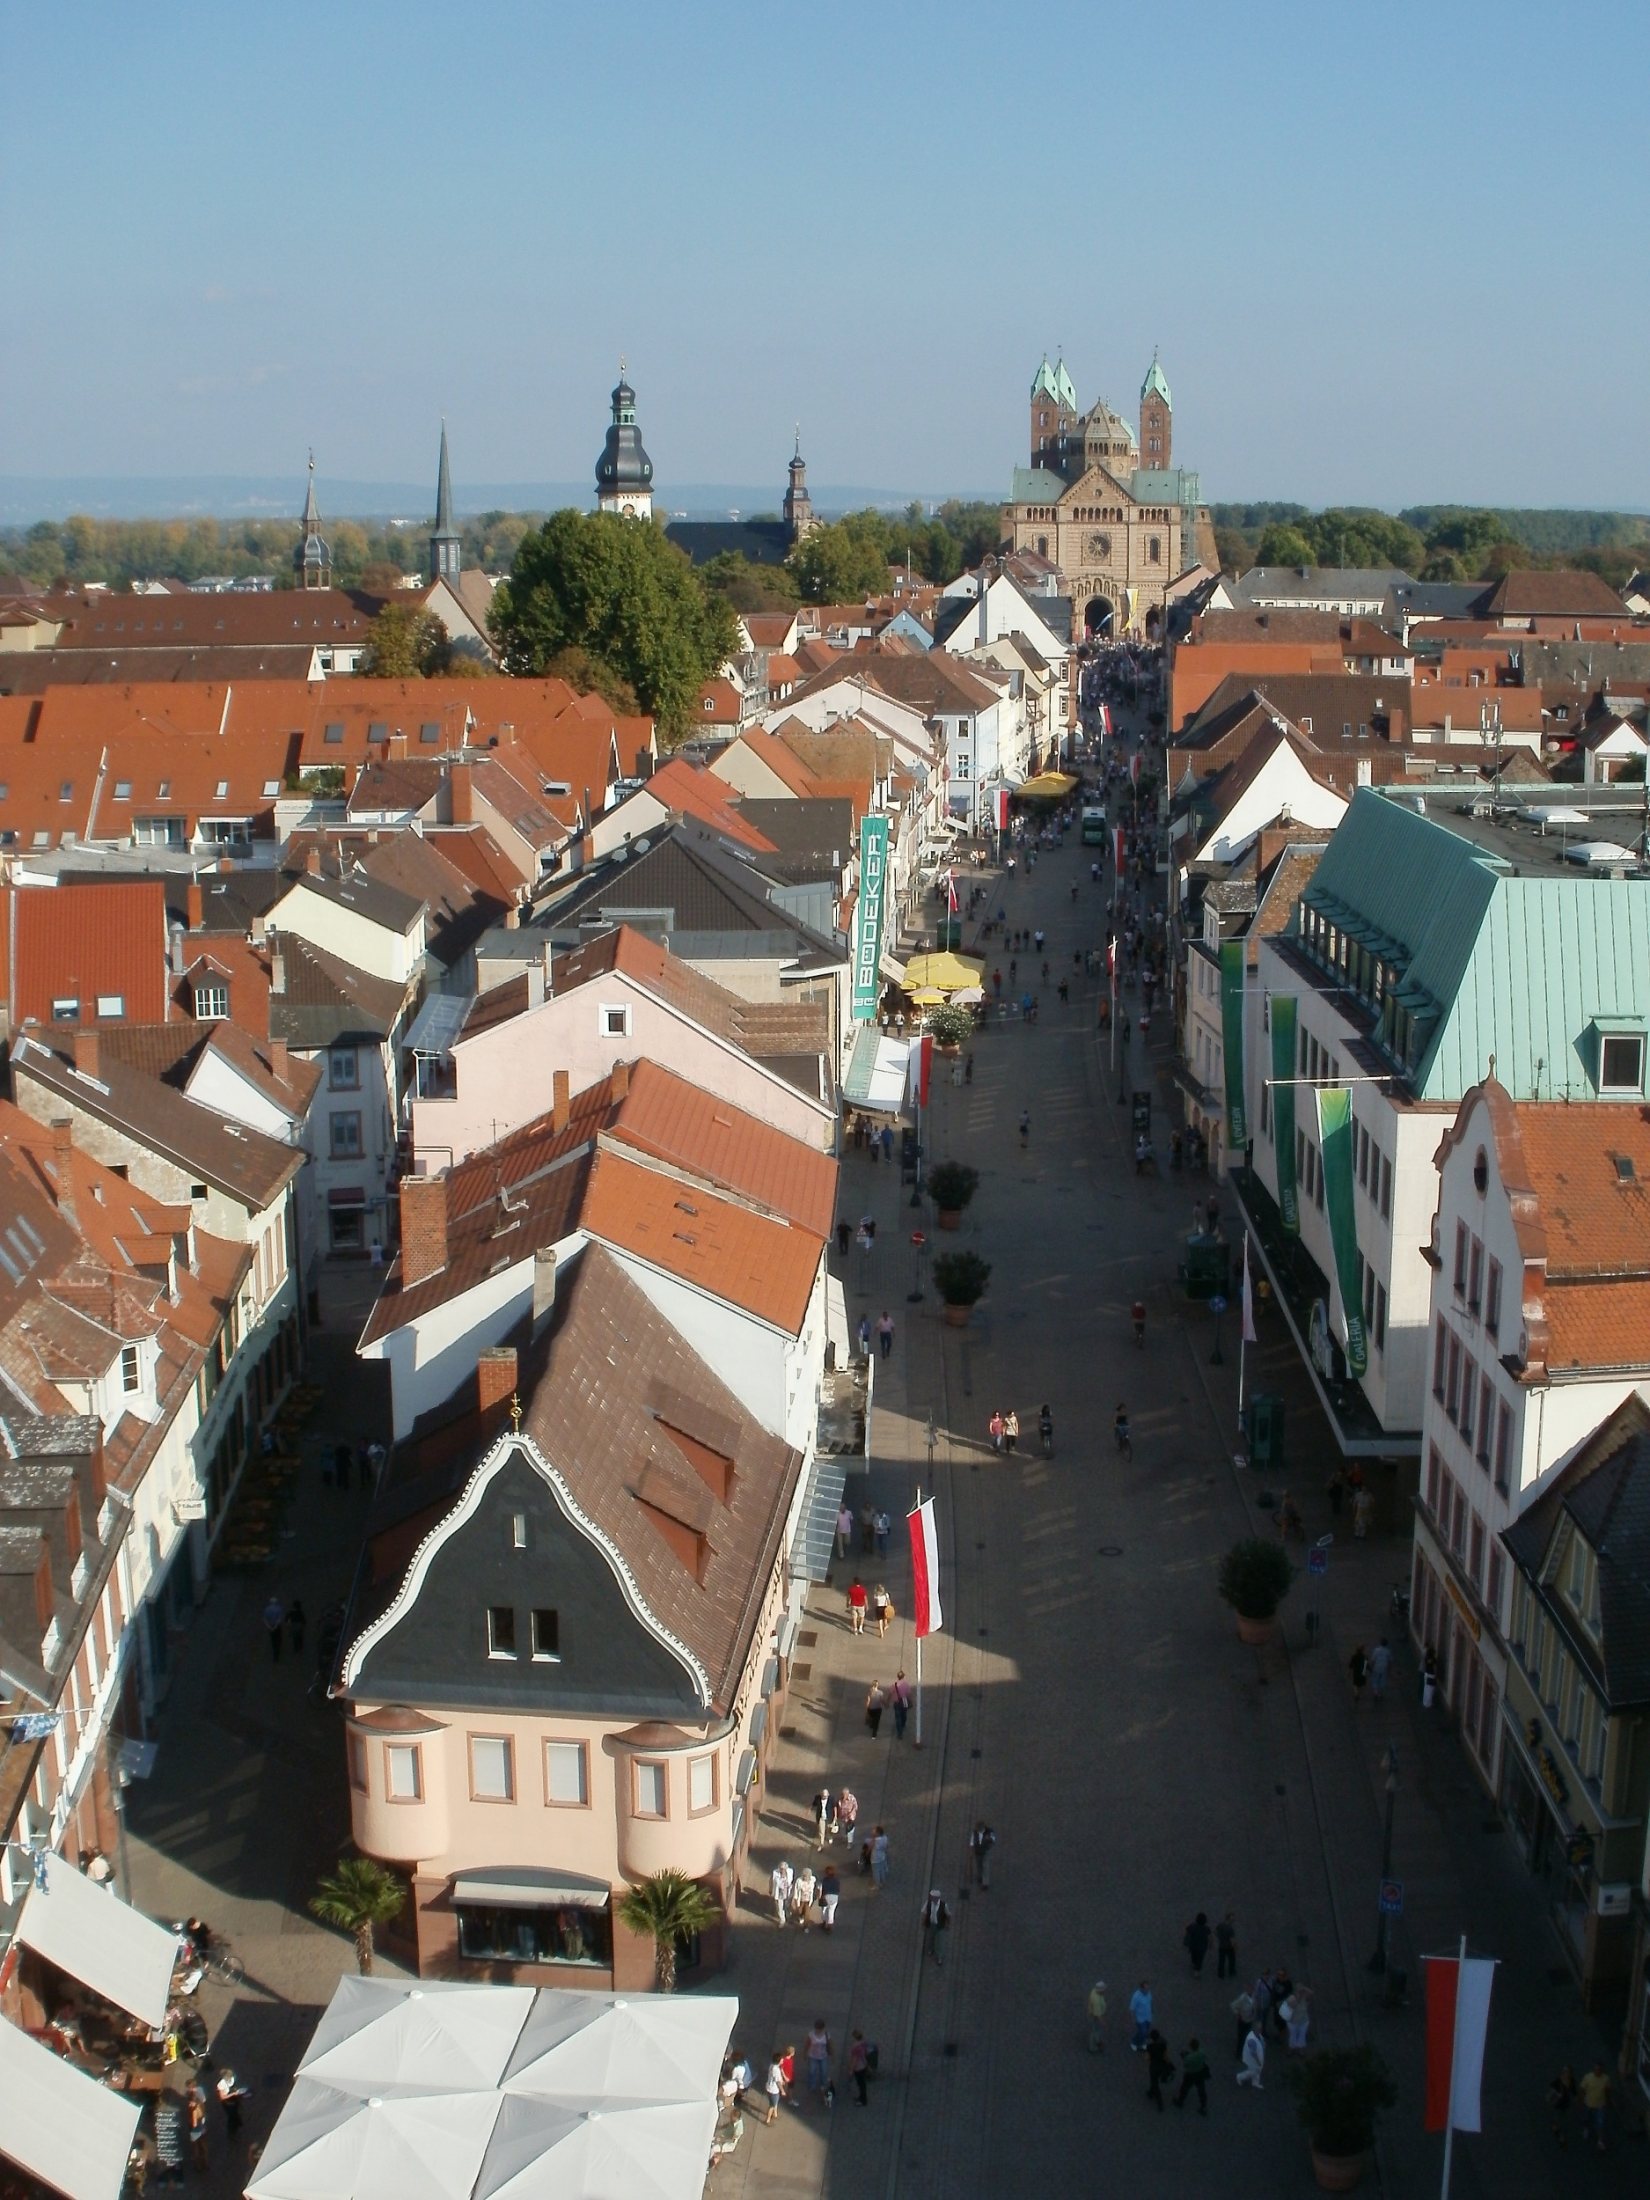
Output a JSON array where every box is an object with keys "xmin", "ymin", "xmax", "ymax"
[{"xmin": 1368, "ymin": 1744, "xmax": 1400, "ymax": 1972}]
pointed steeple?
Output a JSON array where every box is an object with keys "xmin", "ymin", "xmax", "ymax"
[
  {"xmin": 784, "ymin": 425, "xmax": 814, "ymax": 544},
  {"xmin": 429, "ymin": 421, "xmax": 461, "ymax": 582},
  {"xmin": 294, "ymin": 453, "xmax": 331, "ymax": 589}
]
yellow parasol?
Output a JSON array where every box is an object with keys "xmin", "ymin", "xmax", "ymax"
[{"xmin": 902, "ymin": 950, "xmax": 985, "ymax": 993}]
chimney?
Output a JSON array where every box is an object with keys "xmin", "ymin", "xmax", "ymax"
[
  {"xmin": 304, "ymin": 846, "xmax": 321, "ymax": 877},
  {"xmin": 270, "ymin": 950, "xmax": 286, "ymax": 997},
  {"xmin": 399, "ymin": 1174, "xmax": 449, "ymax": 1286},
  {"xmin": 551, "ymin": 1069, "xmax": 570, "ymax": 1135},
  {"xmin": 450, "ymin": 761, "xmax": 474, "ymax": 824},
  {"xmin": 477, "ymin": 1345, "xmax": 518, "ymax": 1418},
  {"xmin": 269, "ymin": 1038, "xmax": 290, "ymax": 1083},
  {"xmin": 51, "ymin": 1119, "xmax": 76, "ymax": 1227},
  {"xmin": 186, "ymin": 880, "xmax": 204, "ymax": 930},
  {"xmin": 388, "ymin": 730, "xmax": 408, "ymax": 759},
  {"xmin": 73, "ymin": 1029, "xmax": 100, "ymax": 1078},
  {"xmin": 169, "ymin": 921, "xmax": 187, "ymax": 976},
  {"xmin": 609, "ymin": 1058, "xmax": 630, "ymax": 1102},
  {"xmin": 532, "ymin": 1247, "xmax": 558, "ymax": 1327}
]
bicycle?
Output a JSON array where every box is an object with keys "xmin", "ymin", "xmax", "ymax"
[{"xmin": 203, "ymin": 1941, "xmax": 246, "ymax": 1988}]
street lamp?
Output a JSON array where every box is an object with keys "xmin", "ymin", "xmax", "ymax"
[{"xmin": 1368, "ymin": 1744, "xmax": 1400, "ymax": 1973}]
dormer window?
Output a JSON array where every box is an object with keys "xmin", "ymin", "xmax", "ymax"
[
  {"xmin": 121, "ymin": 1345, "xmax": 141, "ymax": 1393},
  {"xmin": 1599, "ymin": 1032, "xmax": 1645, "ymax": 1096},
  {"xmin": 194, "ymin": 982, "xmax": 229, "ymax": 1022}
]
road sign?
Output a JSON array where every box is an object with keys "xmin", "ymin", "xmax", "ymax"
[
  {"xmin": 1209, "ymin": 1295, "xmax": 1228, "ymax": 1317},
  {"xmin": 1307, "ymin": 1545, "xmax": 1329, "ymax": 1578},
  {"xmin": 1378, "ymin": 1879, "xmax": 1404, "ymax": 1916}
]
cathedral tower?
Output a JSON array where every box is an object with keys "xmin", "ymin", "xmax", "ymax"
[
  {"xmin": 1140, "ymin": 352, "xmax": 1172, "ymax": 470},
  {"xmin": 428, "ymin": 422, "xmax": 461, "ymax": 582},
  {"xmin": 1030, "ymin": 354, "xmax": 1078, "ymax": 470},
  {"xmin": 293, "ymin": 455, "xmax": 331, "ymax": 589},
  {"xmin": 783, "ymin": 427, "xmax": 816, "ymax": 543},
  {"xmin": 595, "ymin": 365, "xmax": 655, "ymax": 519}
]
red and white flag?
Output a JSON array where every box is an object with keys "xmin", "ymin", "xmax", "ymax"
[
  {"xmin": 1099, "ymin": 701, "xmax": 1112, "ymax": 740},
  {"xmin": 1424, "ymin": 1953, "xmax": 1495, "ymax": 2133},
  {"xmin": 907, "ymin": 1498, "xmax": 942, "ymax": 1637},
  {"xmin": 1130, "ymin": 751, "xmax": 1142, "ymax": 788},
  {"xmin": 946, "ymin": 871, "xmax": 959, "ymax": 916},
  {"xmin": 1241, "ymin": 1239, "xmax": 1257, "ymax": 1345}
]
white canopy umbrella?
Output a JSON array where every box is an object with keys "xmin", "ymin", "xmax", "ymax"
[
  {"xmin": 302, "ymin": 1979, "xmax": 536, "ymax": 2096},
  {"xmin": 474, "ymin": 2096, "xmax": 713, "ymax": 2200},
  {"xmin": 1563, "ymin": 840, "xmax": 1638, "ymax": 867},
  {"xmin": 500, "ymin": 1990, "xmax": 734, "ymax": 2105},
  {"xmin": 246, "ymin": 2083, "xmax": 501, "ymax": 2200}
]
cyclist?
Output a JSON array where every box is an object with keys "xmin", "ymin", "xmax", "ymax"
[
  {"xmin": 1132, "ymin": 1299, "xmax": 1146, "ymax": 1347},
  {"xmin": 1113, "ymin": 1402, "xmax": 1132, "ymax": 1459},
  {"xmin": 1038, "ymin": 1405, "xmax": 1054, "ymax": 1456}
]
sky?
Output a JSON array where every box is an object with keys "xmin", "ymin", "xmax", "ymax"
[{"xmin": 4, "ymin": 0, "xmax": 1647, "ymax": 516}]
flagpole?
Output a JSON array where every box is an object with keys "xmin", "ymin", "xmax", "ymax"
[
  {"xmin": 1237, "ymin": 1239, "xmax": 1249, "ymax": 1432},
  {"xmin": 912, "ymin": 1482, "xmax": 923, "ymax": 1750},
  {"xmin": 1440, "ymin": 1932, "xmax": 1466, "ymax": 2200}
]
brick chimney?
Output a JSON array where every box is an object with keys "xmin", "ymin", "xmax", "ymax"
[
  {"xmin": 477, "ymin": 1345, "xmax": 518, "ymax": 1419},
  {"xmin": 450, "ymin": 761, "xmax": 474, "ymax": 824},
  {"xmin": 532, "ymin": 1247, "xmax": 557, "ymax": 1327},
  {"xmin": 551, "ymin": 1069, "xmax": 570, "ymax": 1135},
  {"xmin": 609, "ymin": 1058, "xmax": 630, "ymax": 1102},
  {"xmin": 269, "ymin": 1039, "xmax": 290, "ymax": 1084},
  {"xmin": 51, "ymin": 1119, "xmax": 76, "ymax": 1227},
  {"xmin": 304, "ymin": 846, "xmax": 322, "ymax": 877},
  {"xmin": 73, "ymin": 1029, "xmax": 100, "ymax": 1078},
  {"xmin": 399, "ymin": 1174, "xmax": 448, "ymax": 1286},
  {"xmin": 186, "ymin": 881, "xmax": 204, "ymax": 930},
  {"xmin": 388, "ymin": 730, "xmax": 408, "ymax": 759}
]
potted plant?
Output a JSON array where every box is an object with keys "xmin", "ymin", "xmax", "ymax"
[
  {"xmin": 926, "ymin": 1001, "xmax": 974, "ymax": 1053},
  {"xmin": 931, "ymin": 1250, "xmax": 991, "ymax": 1328},
  {"xmin": 1217, "ymin": 1537, "xmax": 1295, "ymax": 1645},
  {"xmin": 1286, "ymin": 2043, "xmax": 1397, "ymax": 2191},
  {"xmin": 617, "ymin": 1868, "xmax": 723, "ymax": 1992},
  {"xmin": 927, "ymin": 1159, "xmax": 980, "ymax": 1230},
  {"xmin": 309, "ymin": 1856, "xmax": 408, "ymax": 1976}
]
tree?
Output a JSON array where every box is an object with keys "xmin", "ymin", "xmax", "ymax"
[
  {"xmin": 1418, "ymin": 552, "xmax": 1466, "ymax": 583},
  {"xmin": 788, "ymin": 514, "xmax": 896, "ymax": 603},
  {"xmin": 1420, "ymin": 508, "xmax": 1505, "ymax": 566},
  {"xmin": 361, "ymin": 601, "xmax": 452, "ymax": 678},
  {"xmin": 309, "ymin": 1856, "xmax": 407, "ymax": 1975},
  {"xmin": 1254, "ymin": 524, "xmax": 1316, "ymax": 569},
  {"xmin": 616, "ymin": 1869, "xmax": 721, "ymax": 1992},
  {"xmin": 359, "ymin": 559, "xmax": 409, "ymax": 596},
  {"xmin": 541, "ymin": 645, "xmax": 639, "ymax": 715},
  {"xmin": 489, "ymin": 509, "xmax": 738, "ymax": 742},
  {"xmin": 701, "ymin": 552, "xmax": 799, "ymax": 613}
]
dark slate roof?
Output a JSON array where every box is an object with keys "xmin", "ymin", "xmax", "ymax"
[
  {"xmin": 1502, "ymin": 1398, "xmax": 1650, "ymax": 1710},
  {"xmin": 269, "ymin": 933, "xmax": 409, "ymax": 1048},
  {"xmin": 1385, "ymin": 580, "xmax": 1485, "ymax": 621},
  {"xmin": 276, "ymin": 867, "xmax": 425, "ymax": 937},
  {"xmin": 664, "ymin": 519, "xmax": 792, "ymax": 569},
  {"xmin": 538, "ymin": 821, "xmax": 841, "ymax": 956},
  {"xmin": 733, "ymin": 797, "xmax": 855, "ymax": 878}
]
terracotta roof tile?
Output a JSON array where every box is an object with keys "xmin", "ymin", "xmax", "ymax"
[
  {"xmin": 8, "ymin": 880, "xmax": 172, "ymax": 1028},
  {"xmin": 608, "ymin": 1059, "xmax": 837, "ymax": 1238}
]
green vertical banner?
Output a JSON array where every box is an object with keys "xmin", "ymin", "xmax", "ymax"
[
  {"xmin": 1219, "ymin": 940, "xmax": 1247, "ymax": 1149},
  {"xmin": 1271, "ymin": 995, "xmax": 1298, "ymax": 1235},
  {"xmin": 1315, "ymin": 1087, "xmax": 1367, "ymax": 1376},
  {"xmin": 852, "ymin": 814, "xmax": 891, "ymax": 1022}
]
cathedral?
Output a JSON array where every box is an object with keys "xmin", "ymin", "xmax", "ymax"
[{"xmin": 1006, "ymin": 353, "xmax": 1215, "ymax": 636}]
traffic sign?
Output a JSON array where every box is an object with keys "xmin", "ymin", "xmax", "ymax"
[
  {"xmin": 1378, "ymin": 1879, "xmax": 1404, "ymax": 1916},
  {"xmin": 1307, "ymin": 1546, "xmax": 1328, "ymax": 1578}
]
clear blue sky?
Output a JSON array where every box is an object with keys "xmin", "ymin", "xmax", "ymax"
[{"xmin": 5, "ymin": 0, "xmax": 1646, "ymax": 512}]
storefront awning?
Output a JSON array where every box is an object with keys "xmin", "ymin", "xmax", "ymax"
[
  {"xmin": 843, "ymin": 1026, "xmax": 912, "ymax": 1113},
  {"xmin": 1019, "ymin": 771, "xmax": 1080, "ymax": 799},
  {"xmin": 0, "ymin": 2017, "xmax": 140, "ymax": 2200},
  {"xmin": 15, "ymin": 1862, "xmax": 179, "ymax": 2029},
  {"xmin": 450, "ymin": 1869, "xmax": 611, "ymax": 1912}
]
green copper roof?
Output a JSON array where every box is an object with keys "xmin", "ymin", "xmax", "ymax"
[
  {"xmin": 1141, "ymin": 351, "xmax": 1172, "ymax": 408},
  {"xmin": 1031, "ymin": 355, "xmax": 1078, "ymax": 412}
]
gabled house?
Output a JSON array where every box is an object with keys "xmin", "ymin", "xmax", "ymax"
[{"xmin": 2, "ymin": 880, "xmax": 173, "ymax": 1037}]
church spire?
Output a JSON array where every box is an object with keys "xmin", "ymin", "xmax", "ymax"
[
  {"xmin": 784, "ymin": 426, "xmax": 815, "ymax": 544},
  {"xmin": 294, "ymin": 452, "xmax": 331, "ymax": 590},
  {"xmin": 429, "ymin": 421, "xmax": 461, "ymax": 582}
]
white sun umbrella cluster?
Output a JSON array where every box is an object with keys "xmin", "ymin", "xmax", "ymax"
[{"xmin": 247, "ymin": 1980, "xmax": 737, "ymax": 2200}]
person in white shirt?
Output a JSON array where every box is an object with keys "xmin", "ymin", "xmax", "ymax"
[
  {"xmin": 770, "ymin": 1859, "xmax": 794, "ymax": 1925},
  {"xmin": 1237, "ymin": 2024, "xmax": 1266, "ymax": 2089}
]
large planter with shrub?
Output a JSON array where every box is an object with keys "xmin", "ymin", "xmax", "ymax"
[
  {"xmin": 1286, "ymin": 2044, "xmax": 1396, "ymax": 2191},
  {"xmin": 926, "ymin": 1002, "xmax": 974, "ymax": 1054},
  {"xmin": 1217, "ymin": 1537, "xmax": 1295, "ymax": 1645},
  {"xmin": 927, "ymin": 1160, "xmax": 980, "ymax": 1231},
  {"xmin": 932, "ymin": 1250, "xmax": 990, "ymax": 1328}
]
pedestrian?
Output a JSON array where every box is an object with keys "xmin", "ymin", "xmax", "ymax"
[
  {"xmin": 1349, "ymin": 1644, "xmax": 1370, "ymax": 1704},
  {"xmin": 186, "ymin": 2083, "xmax": 209, "ymax": 2171},
  {"xmin": 1249, "ymin": 1969, "xmax": 1274, "ymax": 2038},
  {"xmin": 1370, "ymin": 1636, "xmax": 1393, "ymax": 1700},
  {"xmin": 964, "ymin": 1054, "xmax": 974, "ymax": 1085},
  {"xmin": 804, "ymin": 2020, "xmax": 832, "ymax": 2106},
  {"xmin": 848, "ymin": 1577, "xmax": 867, "ymax": 1634},
  {"xmin": 1353, "ymin": 1484, "xmax": 1374, "ymax": 1539},
  {"xmin": 872, "ymin": 1583, "xmax": 892, "ymax": 1636},
  {"xmin": 836, "ymin": 1218, "xmax": 851, "ymax": 1258},
  {"xmin": 214, "ymin": 2068, "xmax": 249, "ymax": 2141},
  {"xmin": 1421, "ymin": 1644, "xmax": 1439, "ymax": 1706},
  {"xmin": 857, "ymin": 1314, "xmax": 872, "ymax": 1359},
  {"xmin": 847, "ymin": 2030, "xmax": 872, "ymax": 2106},
  {"xmin": 921, "ymin": 1889, "xmax": 951, "ymax": 1966},
  {"xmin": 874, "ymin": 1508, "xmax": 890, "ymax": 1556},
  {"xmin": 1237, "ymin": 2024, "xmax": 1266, "ymax": 2090},
  {"xmin": 989, "ymin": 1408, "xmax": 1005, "ymax": 1453},
  {"xmin": 721, "ymin": 2049, "xmax": 753, "ymax": 2113},
  {"xmin": 1229, "ymin": 1989, "xmax": 1256, "ymax": 2061},
  {"xmin": 876, "ymin": 1310, "xmax": 895, "ymax": 1360},
  {"xmin": 865, "ymin": 1680, "xmax": 886, "ymax": 1738},
  {"xmin": 871, "ymin": 1826, "xmax": 889, "ymax": 1887},
  {"xmin": 881, "ymin": 1125, "xmax": 894, "ymax": 1164},
  {"xmin": 1004, "ymin": 1408, "xmax": 1020, "ymax": 1455},
  {"xmin": 819, "ymin": 1864, "xmax": 841, "ymax": 1933},
  {"xmin": 1145, "ymin": 2028, "xmax": 1175, "ymax": 2110},
  {"xmin": 286, "ymin": 1599, "xmax": 306, "ymax": 1656},
  {"xmin": 1183, "ymin": 1911, "xmax": 1211, "ymax": 1975},
  {"xmin": 1128, "ymin": 1980, "xmax": 1154, "ymax": 2053},
  {"xmin": 792, "ymin": 1865, "xmax": 817, "ymax": 1929},
  {"xmin": 859, "ymin": 1501, "xmax": 876, "ymax": 1553},
  {"xmin": 835, "ymin": 1502, "xmax": 854, "ymax": 1559},
  {"xmin": 1086, "ymin": 1979, "xmax": 1108, "ymax": 2054},
  {"xmin": 836, "ymin": 1786, "xmax": 859, "ymax": 1847},
  {"xmin": 1579, "ymin": 2060, "xmax": 1611, "ymax": 2152},
  {"xmin": 262, "ymin": 1594, "xmax": 285, "ymax": 1662},
  {"xmin": 891, "ymin": 1670, "xmax": 912, "ymax": 1740},
  {"xmin": 814, "ymin": 1785, "xmax": 833, "ymax": 1846},
  {"xmin": 764, "ymin": 2052, "xmax": 787, "ymax": 2123},
  {"xmin": 770, "ymin": 1858, "xmax": 794, "ymax": 1925},
  {"xmin": 970, "ymin": 1819, "xmax": 996, "ymax": 1888},
  {"xmin": 1215, "ymin": 1910, "xmax": 1237, "ymax": 1979},
  {"xmin": 1548, "ymin": 2063, "xmax": 1576, "ymax": 2147},
  {"xmin": 1175, "ymin": 2038, "xmax": 1211, "ymax": 2116},
  {"xmin": 1283, "ymin": 1984, "xmax": 1312, "ymax": 2052}
]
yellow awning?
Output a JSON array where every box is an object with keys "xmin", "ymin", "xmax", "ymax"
[
  {"xmin": 902, "ymin": 951, "xmax": 984, "ymax": 993},
  {"xmin": 1018, "ymin": 771, "xmax": 1079, "ymax": 799}
]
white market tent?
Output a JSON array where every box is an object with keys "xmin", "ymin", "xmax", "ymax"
[
  {"xmin": 248, "ymin": 1980, "xmax": 738, "ymax": 2200},
  {"xmin": 14, "ymin": 1857, "xmax": 179, "ymax": 2029}
]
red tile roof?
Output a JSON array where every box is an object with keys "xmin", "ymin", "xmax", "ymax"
[
  {"xmin": 608, "ymin": 1059, "xmax": 837, "ymax": 1238},
  {"xmin": 641, "ymin": 758, "xmax": 778, "ymax": 852},
  {"xmin": 8, "ymin": 881, "xmax": 173, "ymax": 1029}
]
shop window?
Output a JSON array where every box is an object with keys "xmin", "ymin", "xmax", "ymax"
[{"xmin": 457, "ymin": 1900, "xmax": 612, "ymax": 1969}]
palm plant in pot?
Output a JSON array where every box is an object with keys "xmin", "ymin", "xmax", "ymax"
[
  {"xmin": 925, "ymin": 1001, "xmax": 974, "ymax": 1053},
  {"xmin": 1217, "ymin": 1537, "xmax": 1295, "ymax": 1645},
  {"xmin": 1286, "ymin": 2043, "xmax": 1397, "ymax": 2191},
  {"xmin": 927, "ymin": 1159, "xmax": 980, "ymax": 1231},
  {"xmin": 931, "ymin": 1250, "xmax": 991, "ymax": 1327}
]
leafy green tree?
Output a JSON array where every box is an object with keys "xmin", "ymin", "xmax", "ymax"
[
  {"xmin": 361, "ymin": 601, "xmax": 452, "ymax": 678},
  {"xmin": 1254, "ymin": 524, "xmax": 1316, "ymax": 569},
  {"xmin": 616, "ymin": 1869, "xmax": 721, "ymax": 1992},
  {"xmin": 1213, "ymin": 525, "xmax": 1256, "ymax": 575},
  {"xmin": 1420, "ymin": 508, "xmax": 1505, "ymax": 566},
  {"xmin": 309, "ymin": 1856, "xmax": 407, "ymax": 1975},
  {"xmin": 1305, "ymin": 508, "xmax": 1424, "ymax": 571},
  {"xmin": 1478, "ymin": 539, "xmax": 1530, "ymax": 579},
  {"xmin": 489, "ymin": 509, "xmax": 737, "ymax": 741},
  {"xmin": 788, "ymin": 514, "xmax": 895, "ymax": 603},
  {"xmin": 541, "ymin": 645, "xmax": 639, "ymax": 714},
  {"xmin": 1418, "ymin": 553, "xmax": 1466, "ymax": 583},
  {"xmin": 701, "ymin": 552, "xmax": 799, "ymax": 613}
]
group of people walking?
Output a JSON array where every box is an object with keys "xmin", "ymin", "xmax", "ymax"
[{"xmin": 1088, "ymin": 1915, "xmax": 1311, "ymax": 2114}]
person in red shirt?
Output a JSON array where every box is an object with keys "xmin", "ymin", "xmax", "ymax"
[{"xmin": 848, "ymin": 1578, "xmax": 868, "ymax": 1634}]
